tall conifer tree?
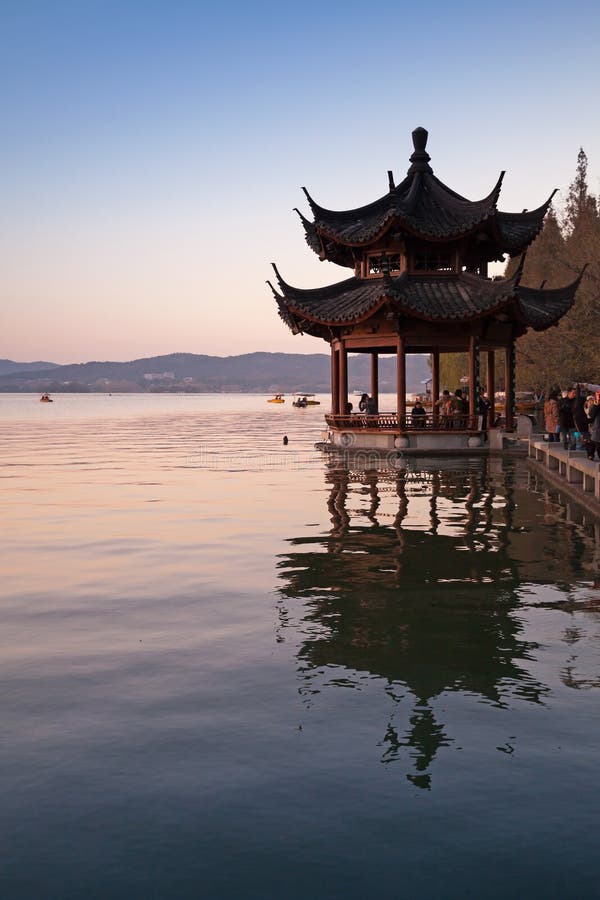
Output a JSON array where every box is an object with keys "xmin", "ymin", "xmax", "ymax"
[
  {"xmin": 560, "ymin": 148, "xmax": 600, "ymax": 380},
  {"xmin": 514, "ymin": 148, "xmax": 599, "ymax": 389}
]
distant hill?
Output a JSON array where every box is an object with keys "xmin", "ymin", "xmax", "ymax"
[
  {"xmin": 0, "ymin": 359, "xmax": 59, "ymax": 376},
  {"xmin": 0, "ymin": 351, "xmax": 431, "ymax": 393}
]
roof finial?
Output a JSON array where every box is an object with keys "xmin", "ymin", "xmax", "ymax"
[
  {"xmin": 413, "ymin": 127, "xmax": 428, "ymax": 152},
  {"xmin": 408, "ymin": 127, "xmax": 432, "ymax": 173}
]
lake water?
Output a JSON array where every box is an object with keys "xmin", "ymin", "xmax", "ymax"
[{"xmin": 2, "ymin": 393, "xmax": 600, "ymax": 899}]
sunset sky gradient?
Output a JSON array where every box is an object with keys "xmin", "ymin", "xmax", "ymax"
[{"xmin": 2, "ymin": 0, "xmax": 599, "ymax": 363}]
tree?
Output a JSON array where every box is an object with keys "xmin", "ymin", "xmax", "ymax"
[
  {"xmin": 438, "ymin": 353, "xmax": 468, "ymax": 392},
  {"xmin": 513, "ymin": 208, "xmax": 572, "ymax": 390},
  {"xmin": 564, "ymin": 148, "xmax": 598, "ymax": 235},
  {"xmin": 513, "ymin": 148, "xmax": 600, "ymax": 390},
  {"xmin": 558, "ymin": 147, "xmax": 600, "ymax": 381}
]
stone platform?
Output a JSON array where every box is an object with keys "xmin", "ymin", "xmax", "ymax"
[{"xmin": 528, "ymin": 440, "xmax": 600, "ymax": 504}]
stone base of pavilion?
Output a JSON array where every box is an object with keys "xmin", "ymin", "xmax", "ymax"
[
  {"xmin": 321, "ymin": 414, "xmax": 519, "ymax": 455},
  {"xmin": 325, "ymin": 431, "xmax": 485, "ymax": 453}
]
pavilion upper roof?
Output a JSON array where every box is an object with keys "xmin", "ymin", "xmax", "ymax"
[
  {"xmin": 269, "ymin": 262, "xmax": 585, "ymax": 338},
  {"xmin": 299, "ymin": 128, "xmax": 555, "ymax": 263}
]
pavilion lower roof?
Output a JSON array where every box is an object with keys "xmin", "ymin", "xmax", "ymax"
[
  {"xmin": 270, "ymin": 268, "xmax": 582, "ymax": 337},
  {"xmin": 516, "ymin": 282, "xmax": 582, "ymax": 330}
]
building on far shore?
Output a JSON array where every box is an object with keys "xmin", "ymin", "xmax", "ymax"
[
  {"xmin": 143, "ymin": 372, "xmax": 175, "ymax": 381},
  {"xmin": 270, "ymin": 127, "xmax": 585, "ymax": 452}
]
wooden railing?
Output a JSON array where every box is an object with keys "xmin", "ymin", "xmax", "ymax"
[{"xmin": 325, "ymin": 413, "xmax": 483, "ymax": 432}]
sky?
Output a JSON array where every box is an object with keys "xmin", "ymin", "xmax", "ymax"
[{"xmin": 1, "ymin": 0, "xmax": 599, "ymax": 364}]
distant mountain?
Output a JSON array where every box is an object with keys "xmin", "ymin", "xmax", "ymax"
[
  {"xmin": 0, "ymin": 351, "xmax": 431, "ymax": 393},
  {"xmin": 0, "ymin": 359, "xmax": 59, "ymax": 376}
]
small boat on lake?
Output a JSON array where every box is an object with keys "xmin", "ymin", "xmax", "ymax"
[
  {"xmin": 40, "ymin": 393, "xmax": 53, "ymax": 403},
  {"xmin": 292, "ymin": 393, "xmax": 320, "ymax": 407},
  {"xmin": 268, "ymin": 394, "xmax": 285, "ymax": 403}
]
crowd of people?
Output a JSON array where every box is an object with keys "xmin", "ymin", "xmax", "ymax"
[
  {"xmin": 406, "ymin": 387, "xmax": 492, "ymax": 432},
  {"xmin": 344, "ymin": 385, "xmax": 600, "ymax": 458},
  {"xmin": 544, "ymin": 386, "xmax": 600, "ymax": 460},
  {"xmin": 433, "ymin": 388, "xmax": 476, "ymax": 418},
  {"xmin": 431, "ymin": 387, "xmax": 490, "ymax": 425}
]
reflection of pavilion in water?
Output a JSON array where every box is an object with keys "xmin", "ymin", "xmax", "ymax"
[{"xmin": 276, "ymin": 458, "xmax": 600, "ymax": 788}]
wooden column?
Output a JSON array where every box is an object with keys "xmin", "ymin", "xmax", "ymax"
[
  {"xmin": 396, "ymin": 335, "xmax": 406, "ymax": 425},
  {"xmin": 370, "ymin": 352, "xmax": 379, "ymax": 410},
  {"xmin": 486, "ymin": 350, "xmax": 495, "ymax": 430},
  {"xmin": 331, "ymin": 345, "xmax": 340, "ymax": 415},
  {"xmin": 468, "ymin": 335, "xmax": 478, "ymax": 418},
  {"xmin": 504, "ymin": 340, "xmax": 516, "ymax": 432},
  {"xmin": 339, "ymin": 342, "xmax": 348, "ymax": 416},
  {"xmin": 432, "ymin": 350, "xmax": 440, "ymax": 425}
]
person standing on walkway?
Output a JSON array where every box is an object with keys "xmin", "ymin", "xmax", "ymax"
[
  {"xmin": 544, "ymin": 389, "xmax": 560, "ymax": 442},
  {"xmin": 559, "ymin": 387, "xmax": 577, "ymax": 449},
  {"xmin": 573, "ymin": 389, "xmax": 590, "ymax": 450},
  {"xmin": 586, "ymin": 391, "xmax": 600, "ymax": 460}
]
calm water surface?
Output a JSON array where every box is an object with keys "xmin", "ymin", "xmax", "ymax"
[{"xmin": 2, "ymin": 393, "xmax": 600, "ymax": 899}]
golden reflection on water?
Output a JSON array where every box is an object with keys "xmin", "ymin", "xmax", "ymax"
[{"xmin": 1, "ymin": 395, "xmax": 324, "ymax": 599}]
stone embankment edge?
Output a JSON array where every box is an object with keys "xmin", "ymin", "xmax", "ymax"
[{"xmin": 527, "ymin": 443, "xmax": 600, "ymax": 520}]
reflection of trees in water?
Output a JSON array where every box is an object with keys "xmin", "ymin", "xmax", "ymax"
[{"xmin": 276, "ymin": 458, "xmax": 600, "ymax": 788}]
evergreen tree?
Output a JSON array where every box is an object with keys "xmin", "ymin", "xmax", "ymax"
[
  {"xmin": 514, "ymin": 208, "xmax": 571, "ymax": 390},
  {"xmin": 564, "ymin": 149, "xmax": 598, "ymax": 234},
  {"xmin": 513, "ymin": 148, "xmax": 600, "ymax": 390},
  {"xmin": 559, "ymin": 147, "xmax": 600, "ymax": 381}
]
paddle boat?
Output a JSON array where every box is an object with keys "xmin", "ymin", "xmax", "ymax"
[
  {"xmin": 40, "ymin": 393, "xmax": 53, "ymax": 403},
  {"xmin": 292, "ymin": 393, "xmax": 320, "ymax": 407},
  {"xmin": 268, "ymin": 394, "xmax": 285, "ymax": 403}
]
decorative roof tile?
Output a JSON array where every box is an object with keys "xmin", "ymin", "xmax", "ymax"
[{"xmin": 390, "ymin": 272, "xmax": 515, "ymax": 320}]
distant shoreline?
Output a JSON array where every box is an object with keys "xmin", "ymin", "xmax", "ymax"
[{"xmin": 0, "ymin": 351, "xmax": 430, "ymax": 395}]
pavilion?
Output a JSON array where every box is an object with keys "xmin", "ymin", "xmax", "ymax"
[{"xmin": 269, "ymin": 128, "xmax": 585, "ymax": 451}]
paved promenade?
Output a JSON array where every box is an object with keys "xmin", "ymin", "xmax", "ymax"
[{"xmin": 528, "ymin": 440, "xmax": 600, "ymax": 505}]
